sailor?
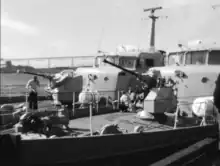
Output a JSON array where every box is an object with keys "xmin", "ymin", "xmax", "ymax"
[
  {"xmin": 128, "ymin": 88, "xmax": 138, "ymax": 112},
  {"xmin": 119, "ymin": 91, "xmax": 130, "ymax": 112},
  {"xmin": 139, "ymin": 70, "xmax": 160, "ymax": 99},
  {"xmin": 135, "ymin": 88, "xmax": 145, "ymax": 109},
  {"xmin": 128, "ymin": 87, "xmax": 136, "ymax": 104},
  {"xmin": 26, "ymin": 76, "xmax": 40, "ymax": 110}
]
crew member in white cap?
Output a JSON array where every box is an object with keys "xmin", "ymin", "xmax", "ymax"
[
  {"xmin": 26, "ymin": 76, "xmax": 40, "ymax": 110},
  {"xmin": 119, "ymin": 91, "xmax": 130, "ymax": 112}
]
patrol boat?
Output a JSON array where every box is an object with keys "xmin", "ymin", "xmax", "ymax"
[
  {"xmin": 1, "ymin": 6, "xmax": 219, "ymax": 166},
  {"xmin": 16, "ymin": 7, "xmax": 166, "ymax": 114},
  {"xmin": 1, "ymin": 40, "xmax": 220, "ymax": 166}
]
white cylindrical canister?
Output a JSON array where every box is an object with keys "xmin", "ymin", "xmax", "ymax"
[
  {"xmin": 192, "ymin": 96, "xmax": 218, "ymax": 118},
  {"xmin": 78, "ymin": 90, "xmax": 100, "ymax": 104}
]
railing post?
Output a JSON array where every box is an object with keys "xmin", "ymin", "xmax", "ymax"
[
  {"xmin": 89, "ymin": 102, "xmax": 93, "ymax": 136},
  {"xmin": 48, "ymin": 59, "xmax": 51, "ymax": 68},
  {"xmin": 72, "ymin": 92, "xmax": 75, "ymax": 116},
  {"xmin": 25, "ymin": 92, "xmax": 29, "ymax": 113},
  {"xmin": 105, "ymin": 94, "xmax": 109, "ymax": 107},
  {"xmin": 71, "ymin": 57, "xmax": 74, "ymax": 67},
  {"xmin": 117, "ymin": 90, "xmax": 120, "ymax": 110},
  {"xmin": 8, "ymin": 84, "xmax": 12, "ymax": 102},
  {"xmin": 96, "ymin": 101, "xmax": 99, "ymax": 114}
]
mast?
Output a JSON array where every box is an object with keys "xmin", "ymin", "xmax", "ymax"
[{"xmin": 143, "ymin": 7, "xmax": 162, "ymax": 53}]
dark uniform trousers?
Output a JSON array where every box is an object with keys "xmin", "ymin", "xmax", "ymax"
[{"xmin": 28, "ymin": 91, "xmax": 38, "ymax": 110}]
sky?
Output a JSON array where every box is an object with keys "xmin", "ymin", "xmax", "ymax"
[{"xmin": 1, "ymin": 0, "xmax": 220, "ymax": 67}]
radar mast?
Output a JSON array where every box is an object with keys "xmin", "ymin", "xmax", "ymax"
[{"xmin": 143, "ymin": 7, "xmax": 163, "ymax": 53}]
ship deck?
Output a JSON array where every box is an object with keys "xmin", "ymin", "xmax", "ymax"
[
  {"xmin": 67, "ymin": 111, "xmax": 201, "ymax": 137},
  {"xmin": 0, "ymin": 100, "xmax": 219, "ymax": 140}
]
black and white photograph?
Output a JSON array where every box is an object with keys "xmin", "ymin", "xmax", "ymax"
[{"xmin": 1, "ymin": 0, "xmax": 220, "ymax": 165}]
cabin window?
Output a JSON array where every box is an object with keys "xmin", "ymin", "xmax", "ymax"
[
  {"xmin": 208, "ymin": 51, "xmax": 220, "ymax": 65},
  {"xmin": 119, "ymin": 58, "xmax": 135, "ymax": 68},
  {"xmin": 96, "ymin": 57, "xmax": 105, "ymax": 66},
  {"xmin": 168, "ymin": 52, "xmax": 184, "ymax": 65},
  {"xmin": 185, "ymin": 51, "xmax": 206, "ymax": 65},
  {"xmin": 95, "ymin": 56, "xmax": 119, "ymax": 67}
]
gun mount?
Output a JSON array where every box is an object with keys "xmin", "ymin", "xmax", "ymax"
[{"xmin": 17, "ymin": 69, "xmax": 72, "ymax": 91}]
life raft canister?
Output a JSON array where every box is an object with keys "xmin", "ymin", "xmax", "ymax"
[
  {"xmin": 192, "ymin": 96, "xmax": 218, "ymax": 118},
  {"xmin": 78, "ymin": 90, "xmax": 100, "ymax": 104}
]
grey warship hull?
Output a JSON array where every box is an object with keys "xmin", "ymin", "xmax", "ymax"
[{"xmin": 0, "ymin": 103, "xmax": 219, "ymax": 166}]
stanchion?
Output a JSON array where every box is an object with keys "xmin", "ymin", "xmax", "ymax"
[
  {"xmin": 89, "ymin": 102, "xmax": 93, "ymax": 136},
  {"xmin": 8, "ymin": 85, "xmax": 12, "ymax": 102},
  {"xmin": 72, "ymin": 92, "xmax": 75, "ymax": 116},
  {"xmin": 25, "ymin": 92, "xmax": 29, "ymax": 113},
  {"xmin": 105, "ymin": 95, "xmax": 109, "ymax": 107},
  {"xmin": 117, "ymin": 90, "xmax": 120, "ymax": 110},
  {"xmin": 96, "ymin": 101, "xmax": 99, "ymax": 114},
  {"xmin": 173, "ymin": 82, "xmax": 179, "ymax": 129},
  {"xmin": 200, "ymin": 103, "xmax": 207, "ymax": 126},
  {"xmin": 174, "ymin": 104, "xmax": 179, "ymax": 129}
]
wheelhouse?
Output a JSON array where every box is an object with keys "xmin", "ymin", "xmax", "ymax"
[
  {"xmin": 167, "ymin": 48, "xmax": 220, "ymax": 66},
  {"xmin": 94, "ymin": 51, "xmax": 165, "ymax": 72}
]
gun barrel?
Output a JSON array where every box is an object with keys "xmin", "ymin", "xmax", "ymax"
[
  {"xmin": 17, "ymin": 70, "xmax": 53, "ymax": 80},
  {"xmin": 103, "ymin": 59, "xmax": 159, "ymax": 88},
  {"xmin": 103, "ymin": 59, "xmax": 140, "ymax": 78}
]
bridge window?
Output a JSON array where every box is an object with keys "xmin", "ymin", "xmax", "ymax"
[
  {"xmin": 95, "ymin": 56, "xmax": 119, "ymax": 67},
  {"xmin": 208, "ymin": 51, "xmax": 220, "ymax": 65},
  {"xmin": 168, "ymin": 52, "xmax": 184, "ymax": 65},
  {"xmin": 185, "ymin": 51, "xmax": 206, "ymax": 65},
  {"xmin": 119, "ymin": 58, "xmax": 135, "ymax": 68}
]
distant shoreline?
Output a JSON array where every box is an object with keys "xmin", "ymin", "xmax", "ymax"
[
  {"xmin": 0, "ymin": 95, "xmax": 49, "ymax": 105},
  {"xmin": 1, "ymin": 71, "xmax": 18, "ymax": 74}
]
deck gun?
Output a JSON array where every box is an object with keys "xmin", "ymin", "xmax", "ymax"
[
  {"xmin": 16, "ymin": 69, "xmax": 70, "ymax": 90},
  {"xmin": 103, "ymin": 59, "xmax": 159, "ymax": 90},
  {"xmin": 17, "ymin": 69, "xmax": 54, "ymax": 81}
]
